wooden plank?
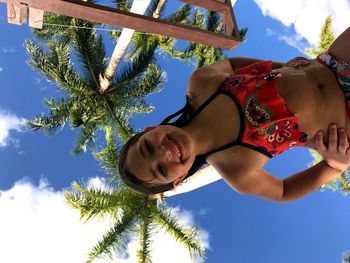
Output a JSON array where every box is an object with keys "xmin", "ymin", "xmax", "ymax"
[
  {"xmin": 180, "ymin": 0, "xmax": 229, "ymax": 12},
  {"xmin": 0, "ymin": 0, "xmax": 241, "ymax": 49},
  {"xmin": 225, "ymin": 0, "xmax": 240, "ymax": 39},
  {"xmin": 182, "ymin": 0, "xmax": 240, "ymax": 39},
  {"xmin": 14, "ymin": 0, "xmax": 240, "ymax": 49},
  {"xmin": 28, "ymin": 7, "xmax": 43, "ymax": 28},
  {"xmin": 7, "ymin": 3, "xmax": 27, "ymax": 25}
]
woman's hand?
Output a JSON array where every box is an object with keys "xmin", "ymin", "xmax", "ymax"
[
  {"xmin": 285, "ymin": 56, "xmax": 311, "ymax": 68},
  {"xmin": 316, "ymin": 124, "xmax": 350, "ymax": 172}
]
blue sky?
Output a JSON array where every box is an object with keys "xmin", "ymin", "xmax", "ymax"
[{"xmin": 1, "ymin": 0, "xmax": 350, "ymax": 262}]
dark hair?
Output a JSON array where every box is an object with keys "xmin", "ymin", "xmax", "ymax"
[{"xmin": 118, "ymin": 99, "xmax": 207, "ymax": 195}]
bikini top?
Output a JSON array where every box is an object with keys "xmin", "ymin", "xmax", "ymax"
[{"xmin": 163, "ymin": 61, "xmax": 308, "ymax": 158}]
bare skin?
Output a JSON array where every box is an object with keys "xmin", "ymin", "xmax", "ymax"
[{"xmin": 126, "ymin": 27, "xmax": 350, "ymax": 202}]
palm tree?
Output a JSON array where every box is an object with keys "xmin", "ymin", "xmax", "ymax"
[
  {"xmin": 131, "ymin": 6, "xmax": 247, "ymax": 70},
  {"xmin": 305, "ymin": 16, "xmax": 335, "ymax": 58},
  {"xmin": 26, "ymin": 0, "xmax": 202, "ymax": 154},
  {"xmin": 65, "ymin": 182, "xmax": 204, "ymax": 263},
  {"xmin": 26, "ymin": 14, "xmax": 164, "ymax": 154},
  {"xmin": 65, "ymin": 128, "xmax": 205, "ymax": 262},
  {"xmin": 128, "ymin": 6, "xmax": 225, "ymax": 69}
]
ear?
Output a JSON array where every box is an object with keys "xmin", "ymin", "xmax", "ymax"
[
  {"xmin": 172, "ymin": 174, "xmax": 187, "ymax": 188},
  {"xmin": 144, "ymin": 126, "xmax": 157, "ymax": 132}
]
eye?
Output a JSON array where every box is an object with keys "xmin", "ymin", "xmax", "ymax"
[
  {"xmin": 145, "ymin": 139, "xmax": 153, "ymax": 154},
  {"xmin": 158, "ymin": 165, "xmax": 167, "ymax": 178}
]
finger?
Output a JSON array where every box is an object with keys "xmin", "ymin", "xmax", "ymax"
[
  {"xmin": 328, "ymin": 124, "xmax": 338, "ymax": 152},
  {"xmin": 301, "ymin": 60, "xmax": 311, "ymax": 65},
  {"xmin": 294, "ymin": 56, "xmax": 308, "ymax": 61},
  {"xmin": 316, "ymin": 131, "xmax": 327, "ymax": 152},
  {"xmin": 338, "ymin": 128, "xmax": 349, "ymax": 152}
]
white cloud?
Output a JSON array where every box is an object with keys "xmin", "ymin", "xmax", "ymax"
[
  {"xmin": 277, "ymin": 34, "xmax": 309, "ymax": 54},
  {"xmin": 0, "ymin": 109, "xmax": 26, "ymax": 148},
  {"xmin": 2, "ymin": 47, "xmax": 16, "ymax": 53},
  {"xmin": 0, "ymin": 110, "xmax": 25, "ymax": 146},
  {"xmin": 254, "ymin": 0, "xmax": 350, "ymax": 51},
  {"xmin": 0, "ymin": 177, "xmax": 209, "ymax": 263},
  {"xmin": 0, "ymin": 67, "xmax": 3, "ymax": 72}
]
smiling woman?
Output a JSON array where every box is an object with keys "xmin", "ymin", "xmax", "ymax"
[
  {"xmin": 119, "ymin": 123, "xmax": 208, "ymax": 195},
  {"xmin": 119, "ymin": 27, "xmax": 350, "ymax": 202}
]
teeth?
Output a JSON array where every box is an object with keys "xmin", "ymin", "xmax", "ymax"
[{"xmin": 170, "ymin": 139, "xmax": 181, "ymax": 159}]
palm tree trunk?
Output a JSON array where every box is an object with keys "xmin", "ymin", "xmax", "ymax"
[
  {"xmin": 99, "ymin": 0, "xmax": 167, "ymax": 94},
  {"xmin": 152, "ymin": 0, "xmax": 165, "ymax": 18},
  {"xmin": 99, "ymin": 0, "xmax": 160, "ymax": 94}
]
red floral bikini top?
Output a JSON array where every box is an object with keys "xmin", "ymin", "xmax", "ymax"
[{"xmin": 185, "ymin": 61, "xmax": 308, "ymax": 158}]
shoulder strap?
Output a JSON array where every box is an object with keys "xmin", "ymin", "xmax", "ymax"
[
  {"xmin": 160, "ymin": 96, "xmax": 191, "ymax": 126},
  {"xmin": 188, "ymin": 87, "xmax": 223, "ymax": 121},
  {"xmin": 202, "ymin": 89, "xmax": 246, "ymax": 157}
]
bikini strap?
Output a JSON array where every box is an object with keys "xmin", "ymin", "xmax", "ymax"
[
  {"xmin": 160, "ymin": 96, "xmax": 191, "ymax": 125},
  {"xmin": 201, "ymin": 89, "xmax": 246, "ymax": 158},
  {"xmin": 188, "ymin": 87, "xmax": 223, "ymax": 121},
  {"xmin": 161, "ymin": 86, "xmax": 223, "ymax": 126}
]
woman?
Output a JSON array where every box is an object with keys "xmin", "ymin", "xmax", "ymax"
[{"xmin": 118, "ymin": 27, "xmax": 350, "ymax": 202}]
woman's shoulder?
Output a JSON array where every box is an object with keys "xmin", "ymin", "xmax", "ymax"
[{"xmin": 187, "ymin": 70, "xmax": 230, "ymax": 109}]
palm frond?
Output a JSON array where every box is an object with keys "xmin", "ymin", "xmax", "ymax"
[
  {"xmin": 116, "ymin": 98, "xmax": 154, "ymax": 114},
  {"xmin": 154, "ymin": 206, "xmax": 205, "ymax": 259},
  {"xmin": 26, "ymin": 98, "xmax": 74, "ymax": 133},
  {"xmin": 114, "ymin": 40, "xmax": 158, "ymax": 86},
  {"xmin": 309, "ymin": 149, "xmax": 350, "ymax": 194},
  {"xmin": 94, "ymin": 127, "xmax": 121, "ymax": 179},
  {"xmin": 113, "ymin": 63, "xmax": 165, "ymax": 98},
  {"xmin": 32, "ymin": 13, "xmax": 74, "ymax": 42},
  {"xmin": 102, "ymin": 98, "xmax": 133, "ymax": 140},
  {"xmin": 86, "ymin": 212, "xmax": 136, "ymax": 262},
  {"xmin": 165, "ymin": 3, "xmax": 191, "ymax": 24},
  {"xmin": 137, "ymin": 209, "xmax": 154, "ymax": 263},
  {"xmin": 71, "ymin": 19, "xmax": 106, "ymax": 89},
  {"xmin": 71, "ymin": 123, "xmax": 97, "ymax": 155},
  {"xmin": 65, "ymin": 181, "xmax": 127, "ymax": 221},
  {"xmin": 25, "ymin": 40, "xmax": 92, "ymax": 96},
  {"xmin": 113, "ymin": 0, "xmax": 131, "ymax": 11},
  {"xmin": 206, "ymin": 10, "xmax": 221, "ymax": 32}
]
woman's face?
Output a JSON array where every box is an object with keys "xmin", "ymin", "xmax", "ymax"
[{"xmin": 125, "ymin": 125, "xmax": 196, "ymax": 187}]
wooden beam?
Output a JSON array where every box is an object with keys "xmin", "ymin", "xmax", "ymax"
[
  {"xmin": 180, "ymin": 0, "xmax": 229, "ymax": 12},
  {"xmin": 182, "ymin": 0, "xmax": 240, "ymax": 40},
  {"xmin": 219, "ymin": 0, "xmax": 239, "ymax": 38},
  {"xmin": 0, "ymin": 0, "xmax": 241, "ymax": 49},
  {"xmin": 7, "ymin": 2, "xmax": 27, "ymax": 25},
  {"xmin": 28, "ymin": 7, "xmax": 43, "ymax": 28}
]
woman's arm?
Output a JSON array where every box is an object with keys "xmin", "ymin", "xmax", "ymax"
[
  {"xmin": 328, "ymin": 26, "xmax": 350, "ymax": 64},
  {"xmin": 221, "ymin": 124, "xmax": 350, "ymax": 202},
  {"xmin": 226, "ymin": 57, "xmax": 285, "ymax": 71},
  {"xmin": 281, "ymin": 160, "xmax": 343, "ymax": 202},
  {"xmin": 223, "ymin": 160, "xmax": 343, "ymax": 203},
  {"xmin": 192, "ymin": 57, "xmax": 285, "ymax": 76}
]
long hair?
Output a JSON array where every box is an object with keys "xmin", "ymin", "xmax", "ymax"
[{"xmin": 118, "ymin": 98, "xmax": 207, "ymax": 195}]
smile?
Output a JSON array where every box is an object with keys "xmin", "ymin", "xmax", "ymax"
[{"xmin": 168, "ymin": 137, "xmax": 183, "ymax": 162}]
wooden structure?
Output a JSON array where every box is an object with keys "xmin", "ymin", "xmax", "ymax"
[{"xmin": 1, "ymin": 0, "xmax": 241, "ymax": 49}]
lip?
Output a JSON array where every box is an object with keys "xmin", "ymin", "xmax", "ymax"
[{"xmin": 168, "ymin": 136, "xmax": 183, "ymax": 162}]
